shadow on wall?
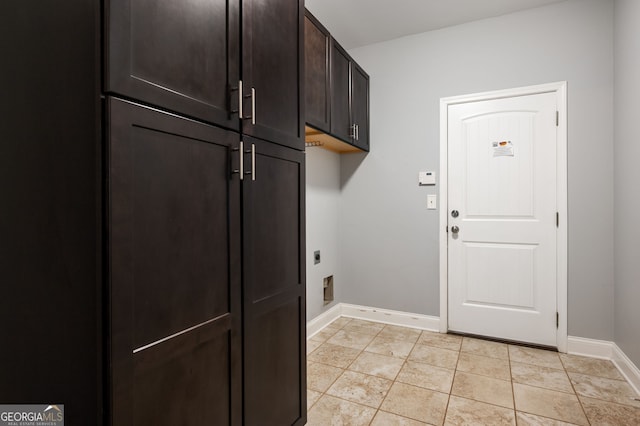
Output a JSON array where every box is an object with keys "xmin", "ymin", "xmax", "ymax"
[{"xmin": 340, "ymin": 152, "xmax": 367, "ymax": 188}]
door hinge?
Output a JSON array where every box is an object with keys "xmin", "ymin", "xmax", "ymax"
[
  {"xmin": 556, "ymin": 111, "xmax": 559, "ymax": 127},
  {"xmin": 556, "ymin": 312, "xmax": 559, "ymax": 328},
  {"xmin": 556, "ymin": 212, "xmax": 559, "ymax": 228}
]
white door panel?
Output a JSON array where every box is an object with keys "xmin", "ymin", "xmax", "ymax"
[{"xmin": 448, "ymin": 92, "xmax": 558, "ymax": 346}]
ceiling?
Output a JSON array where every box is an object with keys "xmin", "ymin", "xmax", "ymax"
[{"xmin": 305, "ymin": 0, "xmax": 567, "ymax": 50}]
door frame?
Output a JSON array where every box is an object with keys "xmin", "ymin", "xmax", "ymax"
[{"xmin": 438, "ymin": 81, "xmax": 568, "ymax": 352}]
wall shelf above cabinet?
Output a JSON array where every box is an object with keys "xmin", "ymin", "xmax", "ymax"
[{"xmin": 305, "ymin": 125, "xmax": 362, "ymax": 153}]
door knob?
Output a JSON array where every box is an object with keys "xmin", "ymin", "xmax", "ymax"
[
  {"xmin": 451, "ymin": 226, "xmax": 460, "ymax": 234},
  {"xmin": 451, "ymin": 210, "xmax": 459, "ymax": 218}
]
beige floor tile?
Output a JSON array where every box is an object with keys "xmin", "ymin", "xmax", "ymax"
[
  {"xmin": 307, "ymin": 389, "xmax": 322, "ymax": 410},
  {"xmin": 380, "ymin": 382, "xmax": 449, "ymax": 425},
  {"xmin": 307, "ymin": 361, "xmax": 343, "ymax": 392},
  {"xmin": 568, "ymin": 371, "xmax": 640, "ymax": 408},
  {"xmin": 408, "ymin": 344, "xmax": 459, "ymax": 369},
  {"xmin": 513, "ymin": 383, "xmax": 588, "ymax": 425},
  {"xmin": 396, "ymin": 360, "xmax": 454, "ymax": 393},
  {"xmin": 371, "ymin": 410, "xmax": 428, "ymax": 425},
  {"xmin": 508, "ymin": 346, "xmax": 564, "ymax": 370},
  {"xmin": 307, "ymin": 339, "xmax": 322, "ymax": 355},
  {"xmin": 511, "ymin": 361, "xmax": 574, "ymax": 393},
  {"xmin": 444, "ymin": 396, "xmax": 516, "ymax": 425},
  {"xmin": 451, "ymin": 371, "xmax": 513, "ymax": 409},
  {"xmin": 560, "ymin": 353, "xmax": 624, "ymax": 380},
  {"xmin": 516, "ymin": 412, "xmax": 580, "ymax": 425},
  {"xmin": 461, "ymin": 337, "xmax": 509, "ymax": 359},
  {"xmin": 417, "ymin": 331, "xmax": 462, "ymax": 351},
  {"xmin": 329, "ymin": 317, "xmax": 352, "ymax": 328},
  {"xmin": 377, "ymin": 325, "xmax": 421, "ymax": 343},
  {"xmin": 328, "ymin": 329, "xmax": 376, "ymax": 351},
  {"xmin": 348, "ymin": 318, "xmax": 385, "ymax": 328},
  {"xmin": 365, "ymin": 335, "xmax": 416, "ymax": 359},
  {"xmin": 580, "ymin": 395, "xmax": 640, "ymax": 426},
  {"xmin": 327, "ymin": 370, "xmax": 392, "ymax": 408},
  {"xmin": 310, "ymin": 325, "xmax": 340, "ymax": 343},
  {"xmin": 342, "ymin": 319, "xmax": 385, "ymax": 336},
  {"xmin": 307, "ymin": 394, "xmax": 377, "ymax": 426},
  {"xmin": 349, "ymin": 351, "xmax": 405, "ymax": 380},
  {"xmin": 308, "ymin": 342, "xmax": 361, "ymax": 368},
  {"xmin": 456, "ymin": 352, "xmax": 510, "ymax": 381}
]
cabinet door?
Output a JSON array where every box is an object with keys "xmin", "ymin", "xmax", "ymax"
[
  {"xmin": 108, "ymin": 98, "xmax": 242, "ymax": 426},
  {"xmin": 351, "ymin": 63, "xmax": 370, "ymax": 151},
  {"xmin": 242, "ymin": 137, "xmax": 306, "ymax": 426},
  {"xmin": 242, "ymin": 0, "xmax": 304, "ymax": 150},
  {"xmin": 106, "ymin": 0, "xmax": 240, "ymax": 130},
  {"xmin": 330, "ymin": 40, "xmax": 352, "ymax": 143},
  {"xmin": 304, "ymin": 11, "xmax": 331, "ymax": 133}
]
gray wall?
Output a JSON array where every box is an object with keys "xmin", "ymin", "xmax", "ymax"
[
  {"xmin": 337, "ymin": 0, "xmax": 615, "ymax": 340},
  {"xmin": 614, "ymin": 0, "xmax": 640, "ymax": 365},
  {"xmin": 306, "ymin": 148, "xmax": 342, "ymax": 320}
]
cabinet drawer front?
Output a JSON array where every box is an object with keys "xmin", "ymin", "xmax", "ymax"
[{"xmin": 106, "ymin": 0, "xmax": 240, "ymax": 129}]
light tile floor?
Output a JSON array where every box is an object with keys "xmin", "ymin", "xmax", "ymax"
[{"xmin": 306, "ymin": 317, "xmax": 640, "ymax": 425}]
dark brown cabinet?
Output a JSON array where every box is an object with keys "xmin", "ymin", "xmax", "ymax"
[
  {"xmin": 330, "ymin": 41, "xmax": 353, "ymax": 143},
  {"xmin": 304, "ymin": 10, "xmax": 370, "ymax": 153},
  {"xmin": 106, "ymin": 0, "xmax": 304, "ymax": 150},
  {"xmin": 106, "ymin": 0, "xmax": 240, "ymax": 131},
  {"xmin": 242, "ymin": 0, "xmax": 305, "ymax": 149},
  {"xmin": 304, "ymin": 11, "xmax": 331, "ymax": 133},
  {"xmin": 242, "ymin": 138, "xmax": 306, "ymax": 425},
  {"xmin": 330, "ymin": 39, "xmax": 370, "ymax": 151},
  {"xmin": 108, "ymin": 98, "xmax": 242, "ymax": 426},
  {"xmin": 3, "ymin": 0, "xmax": 305, "ymax": 425},
  {"xmin": 351, "ymin": 63, "xmax": 370, "ymax": 151}
]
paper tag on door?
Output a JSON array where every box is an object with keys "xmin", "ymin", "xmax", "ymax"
[{"xmin": 492, "ymin": 140, "xmax": 514, "ymax": 157}]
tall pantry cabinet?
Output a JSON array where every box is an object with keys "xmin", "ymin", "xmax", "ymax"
[{"xmin": 1, "ymin": 0, "xmax": 306, "ymax": 425}]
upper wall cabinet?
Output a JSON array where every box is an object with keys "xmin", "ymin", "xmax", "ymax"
[
  {"xmin": 242, "ymin": 0, "xmax": 305, "ymax": 149},
  {"xmin": 330, "ymin": 41, "xmax": 352, "ymax": 143},
  {"xmin": 304, "ymin": 11, "xmax": 331, "ymax": 133},
  {"xmin": 330, "ymin": 39, "xmax": 370, "ymax": 151},
  {"xmin": 304, "ymin": 10, "xmax": 370, "ymax": 153},
  {"xmin": 106, "ymin": 0, "xmax": 304, "ymax": 150},
  {"xmin": 106, "ymin": 0, "xmax": 240, "ymax": 131},
  {"xmin": 351, "ymin": 62, "xmax": 370, "ymax": 151}
]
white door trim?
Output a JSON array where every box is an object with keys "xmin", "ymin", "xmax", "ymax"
[{"xmin": 439, "ymin": 81, "xmax": 568, "ymax": 352}]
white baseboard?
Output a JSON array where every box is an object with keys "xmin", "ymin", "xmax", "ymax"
[
  {"xmin": 306, "ymin": 303, "xmax": 439, "ymax": 339},
  {"xmin": 306, "ymin": 303, "xmax": 342, "ymax": 338},
  {"xmin": 567, "ymin": 336, "xmax": 640, "ymax": 397},
  {"xmin": 567, "ymin": 336, "xmax": 614, "ymax": 359},
  {"xmin": 340, "ymin": 303, "xmax": 440, "ymax": 331},
  {"xmin": 613, "ymin": 343, "xmax": 640, "ymax": 396}
]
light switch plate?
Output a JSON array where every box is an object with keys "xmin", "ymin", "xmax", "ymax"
[{"xmin": 427, "ymin": 195, "xmax": 437, "ymax": 210}]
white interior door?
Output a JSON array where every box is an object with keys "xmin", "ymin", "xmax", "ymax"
[{"xmin": 447, "ymin": 92, "xmax": 558, "ymax": 347}]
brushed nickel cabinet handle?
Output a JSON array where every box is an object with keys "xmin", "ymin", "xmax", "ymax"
[{"xmin": 251, "ymin": 88, "xmax": 256, "ymax": 125}]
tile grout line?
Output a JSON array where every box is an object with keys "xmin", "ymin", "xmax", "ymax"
[
  {"xmin": 442, "ymin": 338, "xmax": 464, "ymax": 425},
  {"xmin": 562, "ymin": 355, "xmax": 593, "ymax": 426},
  {"xmin": 509, "ymin": 345, "xmax": 519, "ymax": 425}
]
